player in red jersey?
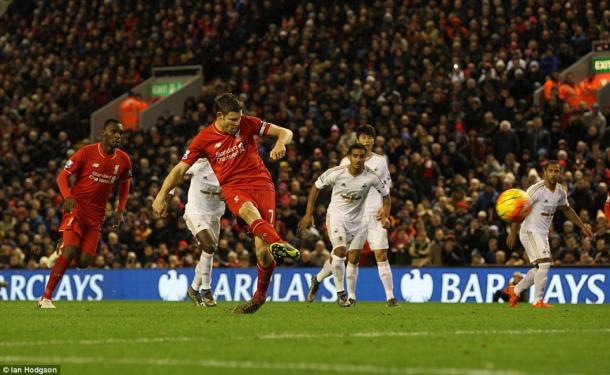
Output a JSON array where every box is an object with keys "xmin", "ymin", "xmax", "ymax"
[
  {"xmin": 152, "ymin": 93, "xmax": 300, "ymax": 314},
  {"xmin": 38, "ymin": 119, "xmax": 132, "ymax": 308}
]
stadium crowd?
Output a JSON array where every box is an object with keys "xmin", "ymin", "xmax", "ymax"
[{"xmin": 1, "ymin": 0, "xmax": 610, "ymax": 271}]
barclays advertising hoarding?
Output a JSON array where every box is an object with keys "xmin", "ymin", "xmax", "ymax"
[{"xmin": 0, "ymin": 267, "xmax": 608, "ymax": 303}]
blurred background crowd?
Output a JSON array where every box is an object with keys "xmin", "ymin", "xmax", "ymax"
[{"xmin": 1, "ymin": 0, "xmax": 610, "ymax": 271}]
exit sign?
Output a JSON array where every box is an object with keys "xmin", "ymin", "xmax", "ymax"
[
  {"xmin": 592, "ymin": 58, "xmax": 610, "ymax": 73},
  {"xmin": 151, "ymin": 82, "xmax": 183, "ymax": 97}
]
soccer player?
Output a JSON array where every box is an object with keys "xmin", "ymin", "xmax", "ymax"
[
  {"xmin": 507, "ymin": 160, "xmax": 593, "ymax": 308},
  {"xmin": 38, "ymin": 119, "xmax": 132, "ymax": 308},
  {"xmin": 306, "ymin": 125, "xmax": 398, "ymax": 307},
  {"xmin": 152, "ymin": 93, "xmax": 299, "ymax": 314},
  {"xmin": 298, "ymin": 143, "xmax": 391, "ymax": 307},
  {"xmin": 171, "ymin": 158, "xmax": 224, "ymax": 307}
]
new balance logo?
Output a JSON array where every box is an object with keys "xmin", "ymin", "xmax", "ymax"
[
  {"xmin": 92, "ymin": 163, "xmax": 99, "ymax": 168},
  {"xmin": 215, "ymin": 142, "xmax": 222, "ymax": 148}
]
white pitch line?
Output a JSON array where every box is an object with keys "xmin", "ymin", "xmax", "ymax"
[
  {"xmin": 255, "ymin": 328, "xmax": 610, "ymax": 340},
  {"xmin": 1, "ymin": 328, "xmax": 609, "ymax": 347},
  {"xmin": 0, "ymin": 355, "xmax": 535, "ymax": 375}
]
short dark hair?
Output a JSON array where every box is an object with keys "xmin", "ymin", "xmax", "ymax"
[
  {"xmin": 104, "ymin": 119, "xmax": 121, "ymax": 129},
  {"xmin": 545, "ymin": 160, "xmax": 561, "ymax": 170},
  {"xmin": 356, "ymin": 124, "xmax": 376, "ymax": 138},
  {"xmin": 348, "ymin": 143, "xmax": 367, "ymax": 154},
  {"xmin": 214, "ymin": 93, "xmax": 242, "ymax": 115}
]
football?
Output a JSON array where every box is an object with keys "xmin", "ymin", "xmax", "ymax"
[{"xmin": 495, "ymin": 188, "xmax": 532, "ymax": 223}]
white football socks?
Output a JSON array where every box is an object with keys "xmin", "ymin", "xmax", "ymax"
[
  {"xmin": 514, "ymin": 267, "xmax": 537, "ymax": 295},
  {"xmin": 316, "ymin": 258, "xmax": 333, "ymax": 283},
  {"xmin": 377, "ymin": 260, "xmax": 395, "ymax": 300},
  {"xmin": 331, "ymin": 254, "xmax": 346, "ymax": 293},
  {"xmin": 191, "ymin": 251, "xmax": 214, "ymax": 290},
  {"xmin": 534, "ymin": 263, "xmax": 551, "ymax": 301},
  {"xmin": 346, "ymin": 262, "xmax": 359, "ymax": 300}
]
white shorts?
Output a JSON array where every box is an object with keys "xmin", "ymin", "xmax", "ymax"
[
  {"xmin": 519, "ymin": 229, "xmax": 551, "ymax": 262},
  {"xmin": 326, "ymin": 215, "xmax": 367, "ymax": 251},
  {"xmin": 184, "ymin": 211, "xmax": 222, "ymax": 246},
  {"xmin": 349, "ymin": 214, "xmax": 389, "ymax": 250}
]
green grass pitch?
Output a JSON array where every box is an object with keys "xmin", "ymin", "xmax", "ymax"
[{"xmin": 1, "ymin": 301, "xmax": 609, "ymax": 375}]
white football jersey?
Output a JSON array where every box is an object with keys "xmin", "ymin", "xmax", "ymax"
[
  {"xmin": 520, "ymin": 180, "xmax": 569, "ymax": 234},
  {"xmin": 184, "ymin": 158, "xmax": 225, "ymax": 215},
  {"xmin": 315, "ymin": 165, "xmax": 389, "ymax": 224},
  {"xmin": 341, "ymin": 153, "xmax": 392, "ymax": 216}
]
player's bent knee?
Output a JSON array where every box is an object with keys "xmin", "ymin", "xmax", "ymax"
[
  {"xmin": 62, "ymin": 246, "xmax": 78, "ymax": 259},
  {"xmin": 374, "ymin": 250, "xmax": 388, "ymax": 262},
  {"xmin": 238, "ymin": 201, "xmax": 261, "ymax": 224},
  {"xmin": 200, "ymin": 246, "xmax": 216, "ymax": 255},
  {"xmin": 333, "ymin": 247, "xmax": 347, "ymax": 258}
]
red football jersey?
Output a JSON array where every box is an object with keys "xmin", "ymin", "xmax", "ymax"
[
  {"xmin": 63, "ymin": 143, "xmax": 132, "ymax": 223},
  {"xmin": 181, "ymin": 115, "xmax": 274, "ymax": 190}
]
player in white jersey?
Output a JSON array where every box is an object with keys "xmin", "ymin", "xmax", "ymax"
[
  {"xmin": 298, "ymin": 143, "xmax": 391, "ymax": 307},
  {"xmin": 170, "ymin": 158, "xmax": 226, "ymax": 307},
  {"xmin": 507, "ymin": 160, "xmax": 593, "ymax": 308},
  {"xmin": 305, "ymin": 125, "xmax": 398, "ymax": 307}
]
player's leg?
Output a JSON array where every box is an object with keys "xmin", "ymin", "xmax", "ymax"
[
  {"xmin": 40, "ymin": 216, "xmax": 82, "ymax": 307},
  {"xmin": 234, "ymin": 236, "xmax": 276, "ymax": 314},
  {"xmin": 185, "ymin": 213, "xmax": 219, "ymax": 307},
  {"xmin": 331, "ymin": 245, "xmax": 350, "ymax": 307},
  {"xmin": 77, "ymin": 226, "xmax": 102, "ymax": 268},
  {"xmin": 374, "ymin": 249, "xmax": 398, "ymax": 307},
  {"xmin": 345, "ymin": 223, "xmax": 365, "ymax": 304},
  {"xmin": 232, "ymin": 190, "xmax": 299, "ymax": 259},
  {"xmin": 531, "ymin": 235, "xmax": 553, "ymax": 308},
  {"xmin": 605, "ymin": 196, "xmax": 610, "ymax": 223},
  {"xmin": 307, "ymin": 257, "xmax": 332, "ymax": 302},
  {"xmin": 510, "ymin": 230, "xmax": 542, "ymax": 307},
  {"xmin": 367, "ymin": 215, "xmax": 398, "ymax": 306},
  {"xmin": 346, "ymin": 250, "xmax": 360, "ymax": 305}
]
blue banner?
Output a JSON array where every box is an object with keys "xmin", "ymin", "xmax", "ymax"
[{"xmin": 1, "ymin": 267, "xmax": 608, "ymax": 303}]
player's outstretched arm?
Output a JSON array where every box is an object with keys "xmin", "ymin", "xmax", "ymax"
[
  {"xmin": 561, "ymin": 205, "xmax": 594, "ymax": 238},
  {"xmin": 298, "ymin": 184, "xmax": 320, "ymax": 231},
  {"xmin": 507, "ymin": 222, "xmax": 521, "ymax": 249},
  {"xmin": 153, "ymin": 162, "xmax": 191, "ymax": 217},
  {"xmin": 266, "ymin": 124, "xmax": 293, "ymax": 161}
]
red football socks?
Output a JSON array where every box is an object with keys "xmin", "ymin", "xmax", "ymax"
[
  {"xmin": 250, "ymin": 219, "xmax": 282, "ymax": 244},
  {"xmin": 253, "ymin": 260, "xmax": 275, "ymax": 305},
  {"xmin": 43, "ymin": 255, "xmax": 70, "ymax": 299},
  {"xmin": 605, "ymin": 201, "xmax": 610, "ymax": 223}
]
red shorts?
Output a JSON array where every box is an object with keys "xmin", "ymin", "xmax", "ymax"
[
  {"xmin": 59, "ymin": 212, "xmax": 102, "ymax": 256},
  {"xmin": 223, "ymin": 188, "xmax": 276, "ymax": 228}
]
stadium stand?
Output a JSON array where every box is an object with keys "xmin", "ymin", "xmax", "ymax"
[{"xmin": 1, "ymin": 0, "xmax": 609, "ymax": 270}]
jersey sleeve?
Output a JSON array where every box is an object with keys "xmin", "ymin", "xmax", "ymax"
[
  {"xmin": 559, "ymin": 186, "xmax": 569, "ymax": 207},
  {"xmin": 119, "ymin": 155, "xmax": 132, "ymax": 182},
  {"xmin": 315, "ymin": 168, "xmax": 339, "ymax": 189},
  {"xmin": 372, "ymin": 173, "xmax": 390, "ymax": 197},
  {"xmin": 181, "ymin": 133, "xmax": 208, "ymax": 165},
  {"xmin": 63, "ymin": 148, "xmax": 86, "ymax": 175},
  {"xmin": 339, "ymin": 157, "xmax": 349, "ymax": 167},
  {"xmin": 380, "ymin": 158, "xmax": 393, "ymax": 189},
  {"xmin": 240, "ymin": 115, "xmax": 271, "ymax": 138}
]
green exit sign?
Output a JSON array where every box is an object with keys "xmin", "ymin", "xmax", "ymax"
[
  {"xmin": 151, "ymin": 82, "xmax": 183, "ymax": 97},
  {"xmin": 592, "ymin": 58, "xmax": 610, "ymax": 73}
]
